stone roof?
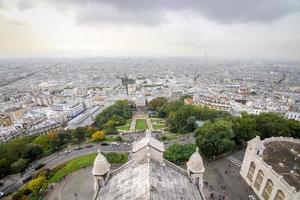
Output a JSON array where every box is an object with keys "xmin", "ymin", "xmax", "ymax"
[
  {"xmin": 132, "ymin": 134, "xmax": 164, "ymax": 153},
  {"xmin": 97, "ymin": 160, "xmax": 202, "ymax": 200},
  {"xmin": 92, "ymin": 149, "xmax": 110, "ymax": 176}
]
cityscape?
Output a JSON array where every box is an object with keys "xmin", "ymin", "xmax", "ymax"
[{"xmin": 0, "ymin": 1, "xmax": 300, "ymax": 200}]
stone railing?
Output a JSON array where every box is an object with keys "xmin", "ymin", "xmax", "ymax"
[
  {"xmin": 110, "ymin": 159, "xmax": 134, "ymax": 176},
  {"xmin": 263, "ymin": 136, "xmax": 300, "ymax": 145},
  {"xmin": 163, "ymin": 159, "xmax": 188, "ymax": 175}
]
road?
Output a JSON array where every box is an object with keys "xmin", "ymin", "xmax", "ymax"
[
  {"xmin": 0, "ymin": 142, "xmax": 131, "ymax": 196},
  {"xmin": 1, "ymin": 132, "xmax": 196, "ymax": 197}
]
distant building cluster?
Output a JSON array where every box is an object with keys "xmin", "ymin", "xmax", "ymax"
[{"xmin": 1, "ymin": 58, "xmax": 300, "ymax": 142}]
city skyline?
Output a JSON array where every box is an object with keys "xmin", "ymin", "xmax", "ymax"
[{"xmin": 0, "ymin": 0, "xmax": 300, "ymax": 60}]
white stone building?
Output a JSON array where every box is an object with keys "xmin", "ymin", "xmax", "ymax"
[
  {"xmin": 92, "ymin": 131, "xmax": 205, "ymax": 200},
  {"xmin": 240, "ymin": 136, "xmax": 300, "ymax": 200},
  {"xmin": 285, "ymin": 112, "xmax": 300, "ymax": 122}
]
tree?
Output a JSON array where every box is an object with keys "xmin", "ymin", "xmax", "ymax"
[
  {"xmin": 86, "ymin": 126, "xmax": 98, "ymax": 137},
  {"xmin": 72, "ymin": 128, "xmax": 86, "ymax": 145},
  {"xmin": 256, "ymin": 113, "xmax": 290, "ymax": 138},
  {"xmin": 148, "ymin": 97, "xmax": 167, "ymax": 111},
  {"xmin": 163, "ymin": 143, "xmax": 196, "ymax": 162},
  {"xmin": 196, "ymin": 120, "xmax": 235, "ymax": 157},
  {"xmin": 25, "ymin": 176, "xmax": 47, "ymax": 198},
  {"xmin": 287, "ymin": 119, "xmax": 300, "ymax": 138},
  {"xmin": 22, "ymin": 144, "xmax": 43, "ymax": 162},
  {"xmin": 92, "ymin": 131, "xmax": 106, "ymax": 141},
  {"xmin": 10, "ymin": 158, "xmax": 28, "ymax": 173},
  {"xmin": 159, "ymin": 101, "xmax": 184, "ymax": 118},
  {"xmin": 0, "ymin": 158, "xmax": 9, "ymax": 178},
  {"xmin": 232, "ymin": 113, "xmax": 258, "ymax": 144},
  {"xmin": 183, "ymin": 116, "xmax": 197, "ymax": 133},
  {"xmin": 95, "ymin": 100, "xmax": 132, "ymax": 128},
  {"xmin": 166, "ymin": 105, "xmax": 196, "ymax": 133},
  {"xmin": 32, "ymin": 135, "xmax": 50, "ymax": 153},
  {"xmin": 48, "ymin": 132, "xmax": 60, "ymax": 151}
]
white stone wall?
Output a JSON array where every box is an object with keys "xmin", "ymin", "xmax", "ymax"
[{"xmin": 240, "ymin": 137, "xmax": 299, "ymax": 200}]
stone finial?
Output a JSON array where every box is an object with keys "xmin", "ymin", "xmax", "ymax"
[
  {"xmin": 187, "ymin": 147, "xmax": 204, "ymax": 174},
  {"xmin": 146, "ymin": 130, "xmax": 151, "ymax": 137},
  {"xmin": 92, "ymin": 149, "xmax": 110, "ymax": 176}
]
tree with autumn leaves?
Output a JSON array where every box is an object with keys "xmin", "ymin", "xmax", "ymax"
[{"xmin": 92, "ymin": 130, "xmax": 106, "ymax": 141}]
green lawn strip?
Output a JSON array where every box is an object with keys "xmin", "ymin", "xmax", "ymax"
[
  {"xmin": 150, "ymin": 118, "xmax": 166, "ymax": 130},
  {"xmin": 135, "ymin": 119, "xmax": 148, "ymax": 131},
  {"xmin": 103, "ymin": 135, "xmax": 123, "ymax": 142},
  {"xmin": 161, "ymin": 133, "xmax": 180, "ymax": 141},
  {"xmin": 116, "ymin": 120, "xmax": 132, "ymax": 131},
  {"xmin": 150, "ymin": 118, "xmax": 165, "ymax": 124},
  {"xmin": 153, "ymin": 124, "xmax": 166, "ymax": 130},
  {"xmin": 50, "ymin": 152, "xmax": 128, "ymax": 182}
]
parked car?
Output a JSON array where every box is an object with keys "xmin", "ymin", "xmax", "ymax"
[
  {"xmin": 0, "ymin": 191, "xmax": 4, "ymax": 198},
  {"xmin": 101, "ymin": 142, "xmax": 110, "ymax": 146},
  {"xmin": 34, "ymin": 163, "xmax": 45, "ymax": 171},
  {"xmin": 85, "ymin": 144, "xmax": 94, "ymax": 148},
  {"xmin": 248, "ymin": 195, "xmax": 256, "ymax": 200},
  {"xmin": 64, "ymin": 150, "xmax": 71, "ymax": 154},
  {"xmin": 22, "ymin": 175, "xmax": 32, "ymax": 183},
  {"xmin": 111, "ymin": 142, "xmax": 120, "ymax": 146},
  {"xmin": 73, "ymin": 146, "xmax": 83, "ymax": 151}
]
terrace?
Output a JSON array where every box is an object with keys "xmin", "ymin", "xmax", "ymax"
[{"xmin": 263, "ymin": 141, "xmax": 300, "ymax": 191}]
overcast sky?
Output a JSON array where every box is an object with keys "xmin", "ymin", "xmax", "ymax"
[{"xmin": 0, "ymin": 0, "xmax": 300, "ymax": 60}]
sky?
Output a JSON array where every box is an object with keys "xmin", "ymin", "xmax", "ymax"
[{"xmin": 0, "ymin": 0, "xmax": 300, "ymax": 60}]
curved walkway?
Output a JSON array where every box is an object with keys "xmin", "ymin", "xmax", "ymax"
[{"xmin": 45, "ymin": 167, "xmax": 94, "ymax": 200}]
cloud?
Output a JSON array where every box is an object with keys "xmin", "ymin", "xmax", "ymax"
[
  {"xmin": 43, "ymin": 0, "xmax": 300, "ymax": 25},
  {"xmin": 17, "ymin": 0, "xmax": 34, "ymax": 11}
]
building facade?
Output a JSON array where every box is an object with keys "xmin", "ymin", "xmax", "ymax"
[{"xmin": 240, "ymin": 136, "xmax": 300, "ymax": 200}]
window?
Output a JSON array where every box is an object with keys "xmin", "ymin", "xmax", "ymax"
[
  {"xmin": 247, "ymin": 162, "xmax": 256, "ymax": 181},
  {"xmin": 254, "ymin": 170, "xmax": 264, "ymax": 191},
  {"xmin": 274, "ymin": 190, "xmax": 285, "ymax": 200},
  {"xmin": 262, "ymin": 179, "xmax": 274, "ymax": 200}
]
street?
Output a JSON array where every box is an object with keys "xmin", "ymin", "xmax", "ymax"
[{"xmin": 0, "ymin": 142, "xmax": 131, "ymax": 196}]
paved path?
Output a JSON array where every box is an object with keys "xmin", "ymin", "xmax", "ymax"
[
  {"xmin": 227, "ymin": 155, "xmax": 243, "ymax": 168},
  {"xmin": 45, "ymin": 167, "xmax": 94, "ymax": 200},
  {"xmin": 203, "ymin": 150, "xmax": 257, "ymax": 200}
]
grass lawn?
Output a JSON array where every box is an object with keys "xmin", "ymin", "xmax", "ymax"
[
  {"xmin": 150, "ymin": 118, "xmax": 166, "ymax": 130},
  {"xmin": 50, "ymin": 153, "xmax": 97, "ymax": 182},
  {"xmin": 116, "ymin": 119, "xmax": 132, "ymax": 131},
  {"xmin": 103, "ymin": 135, "xmax": 123, "ymax": 142},
  {"xmin": 153, "ymin": 124, "xmax": 166, "ymax": 129},
  {"xmin": 160, "ymin": 133, "xmax": 180, "ymax": 141},
  {"xmin": 50, "ymin": 152, "xmax": 128, "ymax": 182},
  {"xmin": 135, "ymin": 119, "xmax": 148, "ymax": 131}
]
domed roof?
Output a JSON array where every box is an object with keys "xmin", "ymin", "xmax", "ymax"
[
  {"xmin": 92, "ymin": 149, "xmax": 110, "ymax": 176},
  {"xmin": 187, "ymin": 147, "xmax": 204, "ymax": 173}
]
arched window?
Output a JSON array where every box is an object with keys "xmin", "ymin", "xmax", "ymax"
[
  {"xmin": 274, "ymin": 190, "xmax": 285, "ymax": 200},
  {"xmin": 247, "ymin": 162, "xmax": 256, "ymax": 181},
  {"xmin": 254, "ymin": 170, "xmax": 264, "ymax": 191},
  {"xmin": 262, "ymin": 179, "xmax": 274, "ymax": 200}
]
